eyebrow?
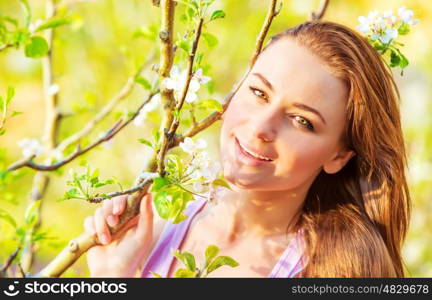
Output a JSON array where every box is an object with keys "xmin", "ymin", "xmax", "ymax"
[{"xmin": 252, "ymin": 72, "xmax": 327, "ymax": 125}]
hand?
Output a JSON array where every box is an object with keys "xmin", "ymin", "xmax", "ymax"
[{"xmin": 84, "ymin": 193, "xmax": 154, "ymax": 277}]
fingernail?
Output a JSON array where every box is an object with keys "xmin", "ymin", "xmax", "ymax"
[
  {"xmin": 113, "ymin": 204, "xmax": 120, "ymax": 214},
  {"xmin": 100, "ymin": 234, "xmax": 109, "ymax": 245},
  {"xmin": 107, "ymin": 215, "xmax": 117, "ymax": 227}
]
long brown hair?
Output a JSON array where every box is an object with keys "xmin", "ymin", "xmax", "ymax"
[{"xmin": 262, "ymin": 21, "xmax": 411, "ymax": 277}]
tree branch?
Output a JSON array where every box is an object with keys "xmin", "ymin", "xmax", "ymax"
[
  {"xmin": 20, "ymin": 0, "xmax": 58, "ymax": 273},
  {"xmin": 0, "ymin": 247, "xmax": 21, "ymax": 277},
  {"xmin": 0, "ymin": 43, "xmax": 13, "ymax": 52},
  {"xmin": 164, "ymin": 17, "xmax": 204, "ymax": 163},
  {"xmin": 156, "ymin": 0, "xmax": 176, "ymax": 176},
  {"xmin": 309, "ymin": 0, "xmax": 330, "ymax": 20}
]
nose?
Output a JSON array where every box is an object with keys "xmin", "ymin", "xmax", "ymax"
[{"xmin": 250, "ymin": 108, "xmax": 278, "ymax": 143}]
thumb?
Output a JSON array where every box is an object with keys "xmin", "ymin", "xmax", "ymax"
[{"xmin": 135, "ymin": 193, "xmax": 154, "ymax": 242}]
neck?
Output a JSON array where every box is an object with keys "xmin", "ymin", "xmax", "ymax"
[{"xmin": 219, "ymin": 182, "xmax": 310, "ymax": 239}]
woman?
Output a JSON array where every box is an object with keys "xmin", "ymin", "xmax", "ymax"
[{"xmin": 84, "ymin": 20, "xmax": 411, "ymax": 277}]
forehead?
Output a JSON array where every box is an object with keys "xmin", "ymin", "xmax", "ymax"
[{"xmin": 252, "ymin": 37, "xmax": 348, "ymax": 112}]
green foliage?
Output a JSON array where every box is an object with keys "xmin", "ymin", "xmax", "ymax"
[
  {"xmin": 134, "ymin": 75, "xmax": 152, "ymax": 90},
  {"xmin": 159, "ymin": 244, "xmax": 239, "ymax": 278},
  {"xmin": 62, "ymin": 164, "xmax": 122, "ymax": 201},
  {"xmin": 24, "ymin": 36, "xmax": 48, "ymax": 58},
  {"xmin": 35, "ymin": 16, "xmax": 71, "ymax": 32},
  {"xmin": 0, "ymin": 87, "xmax": 21, "ymax": 136}
]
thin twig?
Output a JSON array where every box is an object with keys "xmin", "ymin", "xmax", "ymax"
[
  {"xmin": 309, "ymin": 0, "xmax": 330, "ymax": 20},
  {"xmin": 8, "ymin": 92, "xmax": 157, "ymax": 172},
  {"xmin": 0, "ymin": 247, "xmax": 21, "ymax": 275},
  {"xmin": 0, "ymin": 43, "xmax": 13, "ymax": 52},
  {"xmin": 56, "ymin": 52, "xmax": 156, "ymax": 154},
  {"xmin": 89, "ymin": 179, "xmax": 151, "ymax": 203},
  {"xmin": 162, "ymin": 18, "xmax": 204, "ymax": 164}
]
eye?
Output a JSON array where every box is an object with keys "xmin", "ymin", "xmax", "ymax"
[
  {"xmin": 293, "ymin": 115, "xmax": 314, "ymax": 131},
  {"xmin": 248, "ymin": 86, "xmax": 268, "ymax": 102}
]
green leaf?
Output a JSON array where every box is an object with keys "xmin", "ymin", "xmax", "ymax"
[
  {"xmin": 177, "ymin": 40, "xmax": 191, "ymax": 53},
  {"xmin": 149, "ymin": 270, "xmax": 163, "ymax": 278},
  {"xmin": 173, "ymin": 250, "xmax": 196, "ymax": 271},
  {"xmin": 6, "ymin": 87, "xmax": 15, "ymax": 105},
  {"xmin": 176, "ymin": 0, "xmax": 199, "ymax": 13},
  {"xmin": 399, "ymin": 52, "xmax": 409, "ymax": 68},
  {"xmin": 24, "ymin": 199, "xmax": 41, "ymax": 227},
  {"xmin": 153, "ymin": 191, "xmax": 172, "ymax": 219},
  {"xmin": 62, "ymin": 188, "xmax": 81, "ymax": 201},
  {"xmin": 204, "ymin": 245, "xmax": 219, "ymax": 268},
  {"xmin": 166, "ymin": 154, "xmax": 184, "ymax": 179},
  {"xmin": 135, "ymin": 76, "xmax": 152, "ymax": 90},
  {"xmin": 0, "ymin": 209, "xmax": 17, "ymax": 228},
  {"xmin": 11, "ymin": 111, "xmax": 23, "ymax": 118},
  {"xmin": 206, "ymin": 256, "xmax": 239, "ymax": 274},
  {"xmin": 202, "ymin": 32, "xmax": 218, "ymax": 48},
  {"xmin": 210, "ymin": 10, "xmax": 225, "ymax": 21},
  {"xmin": 151, "ymin": 128, "xmax": 161, "ymax": 145},
  {"xmin": 25, "ymin": 36, "xmax": 49, "ymax": 58},
  {"xmin": 11, "ymin": 28, "xmax": 31, "ymax": 46},
  {"xmin": 390, "ymin": 49, "xmax": 401, "ymax": 67},
  {"xmin": 196, "ymin": 99, "xmax": 222, "ymax": 112},
  {"xmin": 150, "ymin": 176, "xmax": 170, "ymax": 192},
  {"xmin": 174, "ymin": 268, "xmax": 196, "ymax": 278},
  {"xmin": 91, "ymin": 168, "xmax": 99, "ymax": 180},
  {"xmin": 194, "ymin": 53, "xmax": 204, "ymax": 67},
  {"xmin": 398, "ymin": 23, "xmax": 410, "ymax": 35},
  {"xmin": 36, "ymin": 16, "xmax": 71, "ymax": 32},
  {"xmin": 138, "ymin": 138, "xmax": 153, "ymax": 148},
  {"xmin": 212, "ymin": 178, "xmax": 231, "ymax": 190}
]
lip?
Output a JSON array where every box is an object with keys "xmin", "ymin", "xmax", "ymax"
[{"xmin": 234, "ymin": 137, "xmax": 273, "ymax": 167}]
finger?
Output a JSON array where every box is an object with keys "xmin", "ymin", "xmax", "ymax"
[
  {"xmin": 95, "ymin": 207, "xmax": 111, "ymax": 245},
  {"xmin": 102, "ymin": 200, "xmax": 118, "ymax": 227},
  {"xmin": 84, "ymin": 216, "xmax": 96, "ymax": 236},
  {"xmin": 113, "ymin": 195, "xmax": 127, "ymax": 215},
  {"xmin": 135, "ymin": 193, "xmax": 154, "ymax": 242}
]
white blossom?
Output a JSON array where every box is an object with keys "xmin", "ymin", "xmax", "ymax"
[
  {"xmin": 161, "ymin": 65, "xmax": 211, "ymax": 103},
  {"xmin": 193, "ymin": 69, "xmax": 211, "ymax": 84},
  {"xmin": 17, "ymin": 138, "xmax": 45, "ymax": 157},
  {"xmin": 133, "ymin": 93, "xmax": 161, "ymax": 127},
  {"xmin": 179, "ymin": 137, "xmax": 207, "ymax": 154},
  {"xmin": 47, "ymin": 84, "xmax": 60, "ymax": 96},
  {"xmin": 398, "ymin": 7, "xmax": 419, "ymax": 25},
  {"xmin": 356, "ymin": 7, "xmax": 418, "ymax": 45},
  {"xmin": 380, "ymin": 27, "xmax": 398, "ymax": 44}
]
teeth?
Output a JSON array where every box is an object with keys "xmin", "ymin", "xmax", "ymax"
[{"xmin": 238, "ymin": 140, "xmax": 272, "ymax": 161}]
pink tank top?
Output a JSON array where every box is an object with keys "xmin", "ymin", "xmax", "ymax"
[{"xmin": 141, "ymin": 193, "xmax": 306, "ymax": 278}]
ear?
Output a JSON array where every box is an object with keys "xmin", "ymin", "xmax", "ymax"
[{"xmin": 323, "ymin": 148, "xmax": 356, "ymax": 174}]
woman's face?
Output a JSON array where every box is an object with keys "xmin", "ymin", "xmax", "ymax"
[{"xmin": 220, "ymin": 37, "xmax": 355, "ymax": 192}]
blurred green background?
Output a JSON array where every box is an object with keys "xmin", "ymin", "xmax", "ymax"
[{"xmin": 0, "ymin": 0, "xmax": 431, "ymax": 277}]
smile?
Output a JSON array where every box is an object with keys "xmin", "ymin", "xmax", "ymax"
[{"xmin": 235, "ymin": 137, "xmax": 274, "ymax": 166}]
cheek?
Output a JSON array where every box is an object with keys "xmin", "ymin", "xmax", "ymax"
[
  {"xmin": 220, "ymin": 94, "xmax": 249, "ymax": 146},
  {"xmin": 274, "ymin": 135, "xmax": 334, "ymax": 178}
]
